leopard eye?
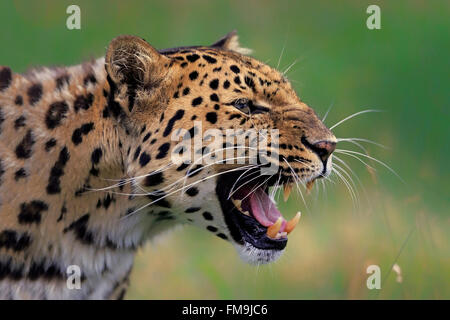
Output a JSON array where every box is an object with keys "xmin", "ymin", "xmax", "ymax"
[{"xmin": 233, "ymin": 98, "xmax": 251, "ymax": 114}]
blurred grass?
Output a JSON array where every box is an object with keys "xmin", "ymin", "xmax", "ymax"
[{"xmin": 0, "ymin": 0, "xmax": 448, "ymax": 299}]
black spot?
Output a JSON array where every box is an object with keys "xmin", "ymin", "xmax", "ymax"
[
  {"xmin": 230, "ymin": 65, "xmax": 240, "ymax": 74},
  {"xmin": 189, "ymin": 71, "xmax": 199, "ymax": 80},
  {"xmin": 27, "ymin": 83, "xmax": 43, "ymax": 105},
  {"xmin": 55, "ymin": 74, "xmax": 70, "ymax": 90},
  {"xmin": 223, "ymin": 80, "xmax": 230, "ymax": 89},
  {"xmin": 139, "ymin": 152, "xmax": 151, "ymax": 167},
  {"xmin": 142, "ymin": 132, "xmax": 152, "ymax": 142},
  {"xmin": 15, "ymin": 130, "xmax": 35, "ymax": 159},
  {"xmin": 91, "ymin": 148, "xmax": 102, "ymax": 164},
  {"xmin": 56, "ymin": 204, "xmax": 67, "ymax": 222},
  {"xmin": 207, "ymin": 226, "xmax": 218, "ymax": 232},
  {"xmin": 0, "ymin": 230, "xmax": 31, "ymax": 252},
  {"xmin": 186, "ymin": 164, "xmax": 203, "ymax": 177},
  {"xmin": 210, "ymin": 93, "xmax": 219, "ymax": 102},
  {"xmin": 156, "ymin": 143, "xmax": 170, "ymax": 159},
  {"xmin": 104, "ymin": 75, "xmax": 124, "ymax": 119},
  {"xmin": 147, "ymin": 192, "xmax": 171, "ymax": 208},
  {"xmin": 186, "ymin": 187, "xmax": 199, "ymax": 197},
  {"xmin": 46, "ymin": 146, "xmax": 70, "ymax": 194},
  {"xmin": 81, "ymin": 122, "xmax": 94, "ymax": 134},
  {"xmin": 244, "ymin": 76, "xmax": 255, "ymax": 91},
  {"xmin": 185, "ymin": 207, "xmax": 201, "ymax": 213},
  {"xmin": 234, "ymin": 76, "xmax": 241, "ymax": 85},
  {"xmin": 102, "ymin": 194, "xmax": 114, "ymax": 209},
  {"xmin": 185, "ymin": 126, "xmax": 198, "ymax": 139},
  {"xmin": 206, "ymin": 112, "xmax": 217, "ymax": 124},
  {"xmin": 74, "ymin": 93, "xmax": 94, "ymax": 112},
  {"xmin": 144, "ymin": 171, "xmax": 164, "ymax": 187},
  {"xmin": 217, "ymin": 233, "xmax": 228, "ymax": 240},
  {"xmin": 202, "ymin": 212, "xmax": 213, "ymax": 220},
  {"xmin": 163, "ymin": 109, "xmax": 185, "ymax": 137},
  {"xmin": 72, "ymin": 129, "xmax": 83, "ymax": 145},
  {"xmin": 209, "ymin": 79, "xmax": 219, "ymax": 90},
  {"xmin": 15, "ymin": 95, "xmax": 23, "ymax": 105},
  {"xmin": 202, "ymin": 55, "xmax": 217, "ymax": 63},
  {"xmin": 182, "ymin": 87, "xmax": 190, "ymax": 96},
  {"xmin": 45, "ymin": 101, "xmax": 68, "ymax": 129},
  {"xmin": 133, "ymin": 146, "xmax": 141, "ymax": 161},
  {"xmin": 14, "ymin": 168, "xmax": 27, "ymax": 181},
  {"xmin": 186, "ymin": 54, "xmax": 200, "ymax": 62},
  {"xmin": 18, "ymin": 200, "xmax": 48, "ymax": 224},
  {"xmin": 83, "ymin": 73, "xmax": 97, "ymax": 86},
  {"xmin": 63, "ymin": 214, "xmax": 93, "ymax": 244},
  {"xmin": 176, "ymin": 163, "xmax": 189, "ymax": 171},
  {"xmin": 14, "ymin": 116, "xmax": 26, "ymax": 129},
  {"xmin": 173, "ymin": 145, "xmax": 185, "ymax": 155},
  {"xmin": 192, "ymin": 96, "xmax": 203, "ymax": 107},
  {"xmin": 27, "ymin": 261, "xmax": 63, "ymax": 281},
  {"xmin": 0, "ymin": 67, "xmax": 12, "ymax": 91},
  {"xmin": 0, "ymin": 260, "xmax": 24, "ymax": 280},
  {"xmin": 45, "ymin": 138, "xmax": 57, "ymax": 152},
  {"xmin": 72, "ymin": 122, "xmax": 94, "ymax": 145}
]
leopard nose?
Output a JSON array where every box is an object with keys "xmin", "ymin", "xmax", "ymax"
[
  {"xmin": 301, "ymin": 136, "xmax": 336, "ymax": 163},
  {"xmin": 311, "ymin": 140, "xmax": 336, "ymax": 163}
]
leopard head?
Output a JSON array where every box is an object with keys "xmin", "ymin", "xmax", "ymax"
[{"xmin": 105, "ymin": 32, "xmax": 336, "ymax": 264}]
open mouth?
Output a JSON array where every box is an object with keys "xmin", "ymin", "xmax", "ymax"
[{"xmin": 216, "ymin": 169, "xmax": 311, "ymax": 251}]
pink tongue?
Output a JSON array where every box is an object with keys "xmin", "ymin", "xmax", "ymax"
[{"xmin": 249, "ymin": 188, "xmax": 286, "ymax": 231}]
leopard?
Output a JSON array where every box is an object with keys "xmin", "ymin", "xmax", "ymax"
[{"xmin": 0, "ymin": 31, "xmax": 336, "ymax": 299}]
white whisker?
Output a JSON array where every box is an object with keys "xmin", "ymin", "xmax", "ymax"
[{"xmin": 329, "ymin": 109, "xmax": 382, "ymax": 130}]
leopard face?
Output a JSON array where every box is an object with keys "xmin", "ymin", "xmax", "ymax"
[{"xmin": 106, "ymin": 32, "xmax": 336, "ymax": 265}]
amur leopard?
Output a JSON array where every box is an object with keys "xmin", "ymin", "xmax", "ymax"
[{"xmin": 0, "ymin": 31, "xmax": 336, "ymax": 299}]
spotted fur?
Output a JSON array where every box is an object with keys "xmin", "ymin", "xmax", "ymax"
[{"xmin": 0, "ymin": 31, "xmax": 335, "ymax": 299}]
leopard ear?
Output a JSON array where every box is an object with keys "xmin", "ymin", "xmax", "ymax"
[
  {"xmin": 105, "ymin": 35, "xmax": 170, "ymax": 91},
  {"xmin": 211, "ymin": 30, "xmax": 253, "ymax": 55}
]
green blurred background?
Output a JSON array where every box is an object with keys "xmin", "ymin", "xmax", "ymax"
[{"xmin": 0, "ymin": 0, "xmax": 448, "ymax": 299}]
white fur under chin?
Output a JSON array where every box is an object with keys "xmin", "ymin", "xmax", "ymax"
[{"xmin": 234, "ymin": 242, "xmax": 284, "ymax": 265}]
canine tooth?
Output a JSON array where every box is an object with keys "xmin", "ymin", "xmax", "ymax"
[
  {"xmin": 283, "ymin": 183, "xmax": 293, "ymax": 202},
  {"xmin": 232, "ymin": 199, "xmax": 242, "ymax": 211},
  {"xmin": 242, "ymin": 210, "xmax": 250, "ymax": 216},
  {"xmin": 285, "ymin": 211, "xmax": 301, "ymax": 234},
  {"xmin": 267, "ymin": 217, "xmax": 283, "ymax": 239}
]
